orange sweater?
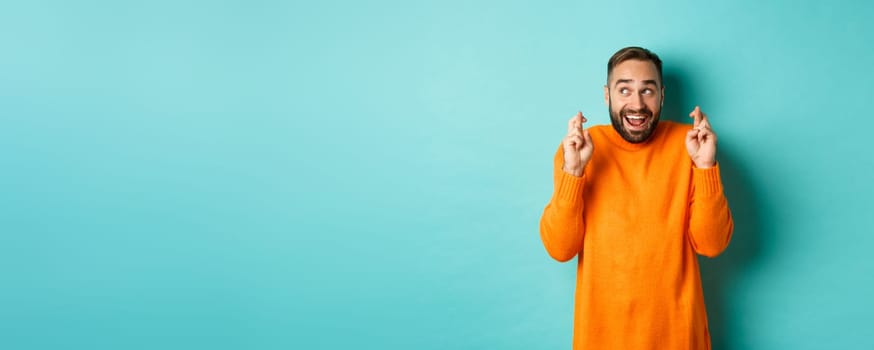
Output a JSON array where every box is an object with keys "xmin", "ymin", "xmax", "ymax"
[{"xmin": 540, "ymin": 121, "xmax": 733, "ymax": 349}]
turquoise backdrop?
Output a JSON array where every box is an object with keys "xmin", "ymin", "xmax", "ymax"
[{"xmin": 3, "ymin": 1, "xmax": 873, "ymax": 349}]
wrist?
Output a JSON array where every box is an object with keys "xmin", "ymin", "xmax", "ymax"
[
  {"xmin": 694, "ymin": 160, "xmax": 716, "ymax": 169},
  {"xmin": 562, "ymin": 164, "xmax": 584, "ymax": 177}
]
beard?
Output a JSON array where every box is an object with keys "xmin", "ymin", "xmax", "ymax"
[{"xmin": 608, "ymin": 96, "xmax": 660, "ymax": 144}]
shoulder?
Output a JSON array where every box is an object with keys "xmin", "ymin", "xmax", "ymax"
[
  {"xmin": 587, "ymin": 124, "xmax": 614, "ymax": 139},
  {"xmin": 656, "ymin": 121, "xmax": 691, "ymax": 142}
]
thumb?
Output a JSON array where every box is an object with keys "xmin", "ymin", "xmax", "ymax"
[{"xmin": 582, "ymin": 129, "xmax": 593, "ymax": 145}]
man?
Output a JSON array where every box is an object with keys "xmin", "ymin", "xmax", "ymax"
[{"xmin": 539, "ymin": 46, "xmax": 733, "ymax": 349}]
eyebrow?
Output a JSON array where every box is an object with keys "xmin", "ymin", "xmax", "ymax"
[{"xmin": 614, "ymin": 79, "xmax": 660, "ymax": 87}]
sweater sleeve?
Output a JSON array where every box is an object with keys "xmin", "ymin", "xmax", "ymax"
[
  {"xmin": 539, "ymin": 145, "xmax": 587, "ymax": 262},
  {"xmin": 688, "ymin": 164, "xmax": 734, "ymax": 257}
]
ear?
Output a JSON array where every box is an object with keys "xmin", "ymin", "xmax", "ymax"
[
  {"xmin": 604, "ymin": 85, "xmax": 609, "ymax": 106},
  {"xmin": 660, "ymin": 85, "xmax": 665, "ymax": 106}
]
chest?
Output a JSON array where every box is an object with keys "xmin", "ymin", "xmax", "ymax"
[{"xmin": 582, "ymin": 144, "xmax": 693, "ymax": 233}]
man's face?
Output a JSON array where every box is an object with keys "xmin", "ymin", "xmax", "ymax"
[{"xmin": 604, "ymin": 59, "xmax": 664, "ymax": 143}]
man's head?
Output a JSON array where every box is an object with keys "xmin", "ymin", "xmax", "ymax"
[{"xmin": 604, "ymin": 46, "xmax": 664, "ymax": 143}]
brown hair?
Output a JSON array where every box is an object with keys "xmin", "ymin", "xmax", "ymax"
[{"xmin": 607, "ymin": 46, "xmax": 663, "ymax": 86}]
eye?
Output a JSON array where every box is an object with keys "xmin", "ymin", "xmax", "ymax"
[
  {"xmin": 619, "ymin": 88, "xmax": 630, "ymax": 95},
  {"xmin": 642, "ymin": 88, "xmax": 653, "ymax": 95}
]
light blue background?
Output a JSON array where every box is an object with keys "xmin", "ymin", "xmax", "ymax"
[{"xmin": 2, "ymin": 1, "xmax": 873, "ymax": 349}]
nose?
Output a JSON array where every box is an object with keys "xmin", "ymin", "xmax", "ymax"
[{"xmin": 629, "ymin": 92, "xmax": 644, "ymax": 110}]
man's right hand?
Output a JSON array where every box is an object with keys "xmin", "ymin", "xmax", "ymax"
[{"xmin": 562, "ymin": 112, "xmax": 594, "ymax": 177}]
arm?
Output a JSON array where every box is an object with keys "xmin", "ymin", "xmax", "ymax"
[
  {"xmin": 539, "ymin": 112, "xmax": 593, "ymax": 262},
  {"xmin": 685, "ymin": 106, "xmax": 734, "ymax": 257},
  {"xmin": 688, "ymin": 165, "xmax": 734, "ymax": 257},
  {"xmin": 540, "ymin": 145, "xmax": 587, "ymax": 262}
]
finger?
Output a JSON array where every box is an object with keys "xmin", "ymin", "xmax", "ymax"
[
  {"xmin": 565, "ymin": 131, "xmax": 583, "ymax": 144},
  {"xmin": 698, "ymin": 113, "xmax": 712, "ymax": 130},
  {"xmin": 575, "ymin": 112, "xmax": 587, "ymax": 136},
  {"xmin": 685, "ymin": 128, "xmax": 699, "ymax": 143},
  {"xmin": 570, "ymin": 121, "xmax": 583, "ymax": 137},
  {"xmin": 580, "ymin": 130, "xmax": 595, "ymax": 149},
  {"xmin": 567, "ymin": 112, "xmax": 582, "ymax": 135},
  {"xmin": 567, "ymin": 134, "xmax": 584, "ymax": 150},
  {"xmin": 573, "ymin": 134, "xmax": 584, "ymax": 146},
  {"xmin": 699, "ymin": 128, "xmax": 716, "ymax": 143},
  {"xmin": 582, "ymin": 129, "xmax": 593, "ymax": 145},
  {"xmin": 697, "ymin": 129, "xmax": 714, "ymax": 145},
  {"xmin": 688, "ymin": 106, "xmax": 702, "ymax": 127}
]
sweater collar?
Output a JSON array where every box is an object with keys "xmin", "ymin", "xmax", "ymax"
[{"xmin": 604, "ymin": 121, "xmax": 667, "ymax": 151}]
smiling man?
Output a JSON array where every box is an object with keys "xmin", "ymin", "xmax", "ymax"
[{"xmin": 539, "ymin": 46, "xmax": 734, "ymax": 349}]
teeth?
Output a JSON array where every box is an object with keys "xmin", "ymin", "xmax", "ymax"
[{"xmin": 627, "ymin": 115, "xmax": 645, "ymax": 120}]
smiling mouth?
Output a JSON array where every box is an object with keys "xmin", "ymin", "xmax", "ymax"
[{"xmin": 624, "ymin": 114, "xmax": 649, "ymax": 130}]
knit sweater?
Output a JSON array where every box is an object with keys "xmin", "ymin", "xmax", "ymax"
[{"xmin": 540, "ymin": 120, "xmax": 734, "ymax": 349}]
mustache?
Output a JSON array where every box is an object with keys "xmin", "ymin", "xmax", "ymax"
[{"xmin": 620, "ymin": 107, "xmax": 653, "ymax": 118}]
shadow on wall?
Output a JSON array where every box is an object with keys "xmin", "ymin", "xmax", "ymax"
[{"xmin": 662, "ymin": 69, "xmax": 765, "ymax": 350}]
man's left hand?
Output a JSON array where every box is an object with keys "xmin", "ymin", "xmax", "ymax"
[{"xmin": 685, "ymin": 106, "xmax": 717, "ymax": 168}]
